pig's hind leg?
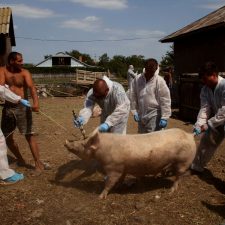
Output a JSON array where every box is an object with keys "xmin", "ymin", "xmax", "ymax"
[
  {"xmin": 169, "ymin": 163, "xmax": 189, "ymax": 193},
  {"xmin": 99, "ymin": 171, "xmax": 124, "ymax": 199}
]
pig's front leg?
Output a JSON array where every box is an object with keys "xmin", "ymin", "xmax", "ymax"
[{"xmin": 99, "ymin": 171, "xmax": 123, "ymax": 199}]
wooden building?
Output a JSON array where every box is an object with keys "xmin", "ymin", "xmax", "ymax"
[
  {"xmin": 0, "ymin": 7, "xmax": 15, "ymax": 66},
  {"xmin": 160, "ymin": 6, "xmax": 225, "ymax": 121}
]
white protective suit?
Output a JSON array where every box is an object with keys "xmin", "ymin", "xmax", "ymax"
[
  {"xmin": 191, "ymin": 76, "xmax": 225, "ymax": 172},
  {"xmin": 127, "ymin": 65, "xmax": 137, "ymax": 89},
  {"xmin": 130, "ymin": 67, "xmax": 171, "ymax": 133},
  {"xmin": 0, "ymin": 85, "xmax": 21, "ymax": 179},
  {"xmin": 79, "ymin": 76, "xmax": 130, "ymax": 134}
]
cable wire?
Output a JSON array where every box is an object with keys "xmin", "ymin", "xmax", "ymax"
[{"xmin": 16, "ymin": 36, "xmax": 161, "ymax": 43}]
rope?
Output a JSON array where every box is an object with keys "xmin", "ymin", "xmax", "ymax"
[
  {"xmin": 4, "ymin": 109, "xmax": 69, "ymax": 139},
  {"xmin": 5, "ymin": 109, "xmax": 17, "ymax": 139},
  {"xmin": 38, "ymin": 110, "xmax": 68, "ymax": 132},
  {"xmin": 38, "ymin": 110, "xmax": 86, "ymax": 140},
  {"xmin": 5, "ymin": 129, "xmax": 16, "ymax": 139},
  {"xmin": 4, "ymin": 108, "xmax": 84, "ymax": 140}
]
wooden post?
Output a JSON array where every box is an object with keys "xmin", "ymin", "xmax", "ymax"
[{"xmin": 76, "ymin": 69, "xmax": 78, "ymax": 84}]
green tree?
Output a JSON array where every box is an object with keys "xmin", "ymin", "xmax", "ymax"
[
  {"xmin": 108, "ymin": 55, "xmax": 127, "ymax": 78},
  {"xmin": 160, "ymin": 45, "xmax": 174, "ymax": 70},
  {"xmin": 98, "ymin": 53, "xmax": 110, "ymax": 69}
]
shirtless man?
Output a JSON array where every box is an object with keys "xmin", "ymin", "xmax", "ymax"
[{"xmin": 0, "ymin": 51, "xmax": 45, "ymax": 173}]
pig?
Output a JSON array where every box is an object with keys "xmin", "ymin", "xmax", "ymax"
[{"xmin": 65, "ymin": 128, "xmax": 196, "ymax": 199}]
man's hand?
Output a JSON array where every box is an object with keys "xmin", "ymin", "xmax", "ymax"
[
  {"xmin": 73, "ymin": 116, "xmax": 84, "ymax": 128},
  {"xmin": 20, "ymin": 99, "xmax": 31, "ymax": 107},
  {"xmin": 193, "ymin": 126, "xmax": 201, "ymax": 136},
  {"xmin": 133, "ymin": 112, "xmax": 140, "ymax": 122},
  {"xmin": 159, "ymin": 119, "xmax": 167, "ymax": 128},
  {"xmin": 32, "ymin": 105, "xmax": 39, "ymax": 112},
  {"xmin": 99, "ymin": 123, "xmax": 110, "ymax": 132},
  {"xmin": 193, "ymin": 124, "xmax": 209, "ymax": 136}
]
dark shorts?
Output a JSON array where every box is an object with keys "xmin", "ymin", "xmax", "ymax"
[{"xmin": 1, "ymin": 102, "xmax": 33, "ymax": 136}]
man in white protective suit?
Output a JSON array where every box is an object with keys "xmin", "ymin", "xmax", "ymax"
[
  {"xmin": 127, "ymin": 65, "xmax": 137, "ymax": 90},
  {"xmin": 191, "ymin": 61, "xmax": 225, "ymax": 173},
  {"xmin": 74, "ymin": 76, "xmax": 130, "ymax": 134},
  {"xmin": 0, "ymin": 85, "xmax": 30, "ymax": 184},
  {"xmin": 129, "ymin": 58, "xmax": 171, "ymax": 133}
]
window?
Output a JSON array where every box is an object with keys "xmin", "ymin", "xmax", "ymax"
[{"xmin": 52, "ymin": 57, "xmax": 71, "ymax": 66}]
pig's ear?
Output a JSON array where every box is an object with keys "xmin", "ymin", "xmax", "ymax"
[{"xmin": 85, "ymin": 131, "xmax": 100, "ymax": 151}]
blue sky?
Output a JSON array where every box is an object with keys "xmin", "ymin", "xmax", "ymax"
[{"xmin": 1, "ymin": 0, "xmax": 225, "ymax": 64}]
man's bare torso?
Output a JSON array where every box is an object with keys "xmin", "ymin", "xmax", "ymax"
[{"xmin": 3, "ymin": 67, "xmax": 27, "ymax": 98}]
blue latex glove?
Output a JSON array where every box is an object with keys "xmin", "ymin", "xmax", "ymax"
[
  {"xmin": 133, "ymin": 112, "xmax": 140, "ymax": 122},
  {"xmin": 20, "ymin": 99, "xmax": 31, "ymax": 107},
  {"xmin": 73, "ymin": 116, "xmax": 84, "ymax": 128},
  {"xmin": 99, "ymin": 123, "xmax": 110, "ymax": 133},
  {"xmin": 193, "ymin": 127, "xmax": 201, "ymax": 136},
  {"xmin": 159, "ymin": 119, "xmax": 167, "ymax": 128}
]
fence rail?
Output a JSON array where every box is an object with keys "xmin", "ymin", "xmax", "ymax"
[
  {"xmin": 73, "ymin": 69, "xmax": 109, "ymax": 85},
  {"xmin": 32, "ymin": 69, "xmax": 127, "ymax": 97}
]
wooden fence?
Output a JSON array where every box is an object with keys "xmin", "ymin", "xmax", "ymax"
[
  {"xmin": 32, "ymin": 70, "xmax": 109, "ymax": 85},
  {"xmin": 73, "ymin": 69, "xmax": 110, "ymax": 85},
  {"xmin": 32, "ymin": 69, "xmax": 128, "ymax": 97}
]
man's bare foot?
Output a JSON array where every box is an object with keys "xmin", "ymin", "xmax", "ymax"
[
  {"xmin": 35, "ymin": 161, "xmax": 51, "ymax": 171},
  {"xmin": 30, "ymin": 162, "xmax": 51, "ymax": 177}
]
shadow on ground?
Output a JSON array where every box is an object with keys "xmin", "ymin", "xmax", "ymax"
[
  {"xmin": 197, "ymin": 169, "xmax": 225, "ymax": 195},
  {"xmin": 51, "ymin": 159, "xmax": 173, "ymax": 196}
]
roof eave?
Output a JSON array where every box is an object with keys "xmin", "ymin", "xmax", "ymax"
[
  {"xmin": 160, "ymin": 22, "xmax": 225, "ymax": 43},
  {"xmin": 10, "ymin": 14, "xmax": 15, "ymax": 46}
]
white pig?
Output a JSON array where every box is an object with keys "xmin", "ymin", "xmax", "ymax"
[{"xmin": 65, "ymin": 128, "xmax": 196, "ymax": 199}]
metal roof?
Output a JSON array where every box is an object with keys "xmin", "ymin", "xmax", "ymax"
[
  {"xmin": 0, "ymin": 7, "xmax": 15, "ymax": 46},
  {"xmin": 160, "ymin": 5, "xmax": 225, "ymax": 43}
]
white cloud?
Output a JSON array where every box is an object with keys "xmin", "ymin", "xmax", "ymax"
[
  {"xmin": 199, "ymin": 2, "xmax": 225, "ymax": 10},
  {"xmin": 103, "ymin": 28, "xmax": 165, "ymax": 40},
  {"xmin": 60, "ymin": 16, "xmax": 102, "ymax": 31},
  {"xmin": 0, "ymin": 4, "xmax": 55, "ymax": 18},
  {"xmin": 70, "ymin": 0, "xmax": 128, "ymax": 10}
]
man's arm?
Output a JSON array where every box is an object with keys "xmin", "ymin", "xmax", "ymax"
[
  {"xmin": 0, "ymin": 67, "xmax": 6, "ymax": 85},
  {"xmin": 195, "ymin": 87, "xmax": 211, "ymax": 128},
  {"xmin": 0, "ymin": 85, "xmax": 21, "ymax": 103},
  {"xmin": 104, "ymin": 85, "xmax": 130, "ymax": 127},
  {"xmin": 78, "ymin": 89, "xmax": 95, "ymax": 124},
  {"xmin": 129, "ymin": 69, "xmax": 137, "ymax": 79},
  {"xmin": 158, "ymin": 78, "xmax": 171, "ymax": 119},
  {"xmin": 207, "ymin": 87, "xmax": 225, "ymax": 129},
  {"xmin": 23, "ymin": 69, "xmax": 39, "ymax": 112}
]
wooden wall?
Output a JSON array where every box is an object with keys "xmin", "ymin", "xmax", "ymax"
[
  {"xmin": 173, "ymin": 27, "xmax": 225, "ymax": 121},
  {"xmin": 174, "ymin": 27, "xmax": 225, "ymax": 77},
  {"xmin": 0, "ymin": 36, "xmax": 12, "ymax": 66}
]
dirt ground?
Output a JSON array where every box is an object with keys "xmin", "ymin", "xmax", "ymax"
[{"xmin": 0, "ymin": 97, "xmax": 225, "ymax": 225}]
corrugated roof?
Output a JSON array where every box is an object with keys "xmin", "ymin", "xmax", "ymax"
[
  {"xmin": 160, "ymin": 5, "xmax": 225, "ymax": 43},
  {"xmin": 0, "ymin": 7, "xmax": 15, "ymax": 46},
  {"xmin": 0, "ymin": 7, "xmax": 12, "ymax": 34}
]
